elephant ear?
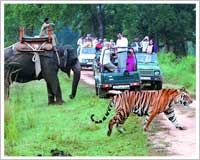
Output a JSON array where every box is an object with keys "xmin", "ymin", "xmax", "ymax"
[
  {"xmin": 64, "ymin": 45, "xmax": 78, "ymax": 65},
  {"xmin": 62, "ymin": 45, "xmax": 78, "ymax": 77}
]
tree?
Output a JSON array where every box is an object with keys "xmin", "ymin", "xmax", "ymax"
[{"xmin": 4, "ymin": 3, "xmax": 196, "ymax": 55}]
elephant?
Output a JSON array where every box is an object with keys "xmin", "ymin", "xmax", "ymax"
[{"xmin": 4, "ymin": 44, "xmax": 81, "ymax": 105}]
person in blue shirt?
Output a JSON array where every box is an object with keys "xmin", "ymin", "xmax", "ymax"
[{"xmin": 130, "ymin": 36, "xmax": 141, "ymax": 53}]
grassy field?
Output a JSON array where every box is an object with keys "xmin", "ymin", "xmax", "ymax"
[
  {"xmin": 4, "ymin": 73, "xmax": 149, "ymax": 157},
  {"xmin": 4, "ymin": 53, "xmax": 196, "ymax": 157}
]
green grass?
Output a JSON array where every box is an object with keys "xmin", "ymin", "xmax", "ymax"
[
  {"xmin": 158, "ymin": 53, "xmax": 196, "ymax": 94},
  {"xmin": 4, "ymin": 72, "xmax": 149, "ymax": 156},
  {"xmin": 4, "ymin": 53, "xmax": 196, "ymax": 156}
]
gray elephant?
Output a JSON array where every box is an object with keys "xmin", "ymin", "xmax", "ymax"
[{"xmin": 4, "ymin": 44, "xmax": 81, "ymax": 105}]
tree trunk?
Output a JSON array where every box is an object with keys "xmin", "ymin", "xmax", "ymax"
[
  {"xmin": 169, "ymin": 44, "xmax": 174, "ymax": 53},
  {"xmin": 96, "ymin": 4, "xmax": 105, "ymax": 38},
  {"xmin": 163, "ymin": 34, "xmax": 169, "ymax": 52},
  {"xmin": 90, "ymin": 5, "xmax": 98, "ymax": 36}
]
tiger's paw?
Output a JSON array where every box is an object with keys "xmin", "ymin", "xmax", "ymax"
[
  {"xmin": 143, "ymin": 127, "xmax": 148, "ymax": 132},
  {"xmin": 177, "ymin": 126, "xmax": 187, "ymax": 130},
  {"xmin": 107, "ymin": 130, "xmax": 111, "ymax": 136}
]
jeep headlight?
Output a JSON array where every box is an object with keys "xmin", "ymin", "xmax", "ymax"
[
  {"xmin": 80, "ymin": 59, "xmax": 85, "ymax": 63},
  {"xmin": 154, "ymin": 71, "xmax": 160, "ymax": 76}
]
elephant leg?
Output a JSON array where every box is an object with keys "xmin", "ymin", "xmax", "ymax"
[
  {"xmin": 55, "ymin": 81, "xmax": 65, "ymax": 105},
  {"xmin": 4, "ymin": 71, "xmax": 11, "ymax": 100},
  {"xmin": 44, "ymin": 76, "xmax": 64, "ymax": 105},
  {"xmin": 46, "ymin": 82, "xmax": 55, "ymax": 105},
  {"xmin": 4, "ymin": 80, "xmax": 10, "ymax": 100}
]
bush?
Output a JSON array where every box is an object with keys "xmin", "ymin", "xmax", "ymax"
[{"xmin": 158, "ymin": 53, "xmax": 196, "ymax": 94}]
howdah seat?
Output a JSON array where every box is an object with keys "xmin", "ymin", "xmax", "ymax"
[{"xmin": 15, "ymin": 27, "xmax": 53, "ymax": 52}]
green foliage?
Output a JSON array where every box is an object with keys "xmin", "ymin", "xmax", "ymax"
[
  {"xmin": 4, "ymin": 73, "xmax": 150, "ymax": 156},
  {"xmin": 4, "ymin": 4, "xmax": 196, "ymax": 55},
  {"xmin": 158, "ymin": 53, "xmax": 196, "ymax": 93},
  {"xmin": 4, "ymin": 102, "xmax": 18, "ymax": 145},
  {"xmin": 158, "ymin": 52, "xmax": 177, "ymax": 64}
]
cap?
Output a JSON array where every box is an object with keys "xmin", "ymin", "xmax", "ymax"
[{"xmin": 144, "ymin": 36, "xmax": 149, "ymax": 40}]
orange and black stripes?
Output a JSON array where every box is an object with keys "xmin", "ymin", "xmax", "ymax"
[{"xmin": 90, "ymin": 88, "xmax": 193, "ymax": 136}]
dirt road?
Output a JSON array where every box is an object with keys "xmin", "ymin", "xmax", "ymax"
[{"xmin": 80, "ymin": 70, "xmax": 198, "ymax": 158}]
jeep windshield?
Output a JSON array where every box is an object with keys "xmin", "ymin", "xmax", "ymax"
[
  {"xmin": 136, "ymin": 53, "xmax": 158, "ymax": 63},
  {"xmin": 81, "ymin": 47, "xmax": 96, "ymax": 54},
  {"xmin": 100, "ymin": 47, "xmax": 133, "ymax": 72}
]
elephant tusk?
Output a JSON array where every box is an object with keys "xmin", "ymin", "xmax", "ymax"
[{"xmin": 55, "ymin": 49, "xmax": 61, "ymax": 65}]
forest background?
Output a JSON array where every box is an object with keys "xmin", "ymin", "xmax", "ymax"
[{"xmin": 4, "ymin": 4, "xmax": 196, "ymax": 56}]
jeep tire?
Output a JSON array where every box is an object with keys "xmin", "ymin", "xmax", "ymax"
[
  {"xmin": 95, "ymin": 82, "xmax": 98, "ymax": 96},
  {"xmin": 156, "ymin": 81, "xmax": 162, "ymax": 90},
  {"xmin": 130, "ymin": 86, "xmax": 141, "ymax": 91},
  {"xmin": 98, "ymin": 88, "xmax": 107, "ymax": 98}
]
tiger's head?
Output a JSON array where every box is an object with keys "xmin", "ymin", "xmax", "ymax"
[{"xmin": 177, "ymin": 87, "xmax": 193, "ymax": 107}]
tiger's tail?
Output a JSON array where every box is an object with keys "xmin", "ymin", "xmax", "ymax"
[{"xmin": 90, "ymin": 100, "xmax": 114, "ymax": 124}]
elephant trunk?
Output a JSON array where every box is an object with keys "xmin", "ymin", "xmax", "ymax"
[{"xmin": 69, "ymin": 61, "xmax": 81, "ymax": 99}]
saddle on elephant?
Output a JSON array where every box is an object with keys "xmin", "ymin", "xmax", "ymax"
[{"xmin": 15, "ymin": 27, "xmax": 54, "ymax": 52}]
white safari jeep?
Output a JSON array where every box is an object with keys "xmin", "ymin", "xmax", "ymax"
[{"xmin": 78, "ymin": 47, "xmax": 96, "ymax": 68}]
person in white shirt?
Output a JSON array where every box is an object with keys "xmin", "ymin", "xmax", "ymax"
[
  {"xmin": 110, "ymin": 39, "xmax": 115, "ymax": 48},
  {"xmin": 100, "ymin": 42, "xmax": 117, "ymax": 72},
  {"xmin": 77, "ymin": 36, "xmax": 84, "ymax": 54},
  {"xmin": 92, "ymin": 36, "xmax": 98, "ymax": 48},
  {"xmin": 116, "ymin": 31, "xmax": 128, "ymax": 72},
  {"xmin": 77, "ymin": 36, "xmax": 84, "ymax": 46},
  {"xmin": 140, "ymin": 36, "xmax": 149, "ymax": 53}
]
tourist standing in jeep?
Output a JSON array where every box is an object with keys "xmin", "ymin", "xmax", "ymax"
[
  {"xmin": 146, "ymin": 39, "xmax": 159, "ymax": 54},
  {"xmin": 100, "ymin": 42, "xmax": 117, "ymax": 72},
  {"xmin": 140, "ymin": 36, "xmax": 149, "ymax": 53},
  {"xmin": 116, "ymin": 31, "xmax": 128, "ymax": 72},
  {"xmin": 130, "ymin": 36, "xmax": 142, "ymax": 53}
]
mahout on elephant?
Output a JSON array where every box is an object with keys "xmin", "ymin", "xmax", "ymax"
[{"xmin": 4, "ymin": 42, "xmax": 81, "ymax": 105}]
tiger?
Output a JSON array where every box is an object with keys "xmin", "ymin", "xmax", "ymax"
[{"xmin": 90, "ymin": 88, "xmax": 193, "ymax": 136}]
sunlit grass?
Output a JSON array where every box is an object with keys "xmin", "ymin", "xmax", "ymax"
[
  {"xmin": 4, "ymin": 53, "xmax": 196, "ymax": 156},
  {"xmin": 4, "ymin": 72, "xmax": 149, "ymax": 156}
]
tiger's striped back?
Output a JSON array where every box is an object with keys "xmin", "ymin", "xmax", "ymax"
[
  {"xmin": 112, "ymin": 89, "xmax": 178, "ymax": 116},
  {"xmin": 90, "ymin": 88, "xmax": 192, "ymax": 136}
]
